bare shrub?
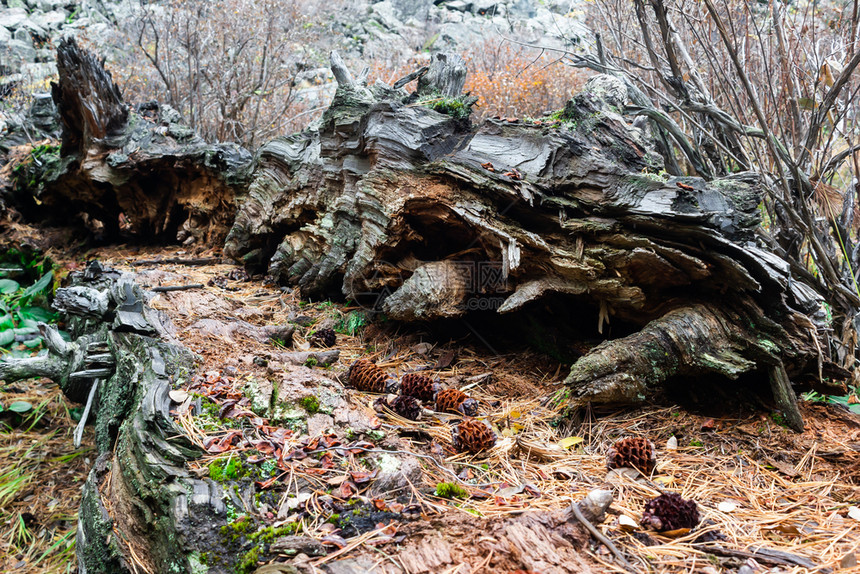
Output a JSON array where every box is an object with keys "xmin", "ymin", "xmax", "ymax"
[
  {"xmin": 464, "ymin": 38, "xmax": 587, "ymax": 121},
  {"xmin": 108, "ymin": 0, "xmax": 342, "ymax": 147}
]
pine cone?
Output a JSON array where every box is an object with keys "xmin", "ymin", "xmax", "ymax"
[
  {"xmin": 391, "ymin": 395, "xmax": 422, "ymax": 420},
  {"xmin": 641, "ymin": 493, "xmax": 700, "ymax": 532},
  {"xmin": 348, "ymin": 359, "xmax": 398, "ymax": 393},
  {"xmin": 309, "ymin": 328, "xmax": 337, "ymax": 348},
  {"xmin": 400, "ymin": 373, "xmax": 439, "ymax": 402},
  {"xmin": 434, "ymin": 388, "xmax": 478, "ymax": 416},
  {"xmin": 452, "ymin": 418, "xmax": 496, "ymax": 453},
  {"xmin": 607, "ymin": 437, "xmax": 656, "ymax": 475}
]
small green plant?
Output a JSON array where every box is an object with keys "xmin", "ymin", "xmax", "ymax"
[
  {"xmin": 417, "ymin": 94, "xmax": 473, "ymax": 120},
  {"xmin": 335, "ymin": 311, "xmax": 368, "ymax": 336},
  {"xmin": 0, "ymin": 269, "xmax": 58, "ymax": 357},
  {"xmin": 210, "ymin": 457, "xmax": 244, "ymax": 482},
  {"xmin": 304, "ymin": 356, "xmax": 318, "ymax": 368},
  {"xmin": 299, "ymin": 396, "xmax": 320, "ymax": 414},
  {"xmin": 769, "ymin": 411, "xmax": 788, "ymax": 428},
  {"xmin": 434, "ymin": 482, "xmax": 469, "ymax": 499},
  {"xmin": 689, "ymin": 439, "xmax": 703, "ymax": 447}
]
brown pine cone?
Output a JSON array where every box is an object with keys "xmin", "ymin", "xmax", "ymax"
[
  {"xmin": 309, "ymin": 327, "xmax": 337, "ymax": 348},
  {"xmin": 400, "ymin": 373, "xmax": 439, "ymax": 402},
  {"xmin": 641, "ymin": 493, "xmax": 700, "ymax": 532},
  {"xmin": 606, "ymin": 437, "xmax": 656, "ymax": 475},
  {"xmin": 434, "ymin": 388, "xmax": 478, "ymax": 416},
  {"xmin": 391, "ymin": 395, "xmax": 422, "ymax": 420},
  {"xmin": 452, "ymin": 418, "xmax": 496, "ymax": 453},
  {"xmin": 348, "ymin": 359, "xmax": 398, "ymax": 393}
]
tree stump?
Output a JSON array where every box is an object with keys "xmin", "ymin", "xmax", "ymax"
[{"xmin": 2, "ymin": 38, "xmax": 252, "ymax": 246}]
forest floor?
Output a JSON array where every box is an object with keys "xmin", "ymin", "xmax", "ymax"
[{"xmin": 2, "ymin": 236, "xmax": 860, "ymax": 573}]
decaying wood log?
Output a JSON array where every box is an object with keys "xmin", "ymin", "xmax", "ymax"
[
  {"xmin": 2, "ymin": 38, "xmax": 252, "ymax": 245},
  {"xmin": 224, "ymin": 55, "xmax": 850, "ymax": 429},
  {"xmin": 0, "ymin": 264, "xmax": 234, "ymax": 573}
]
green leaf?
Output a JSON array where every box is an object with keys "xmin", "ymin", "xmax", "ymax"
[
  {"xmin": 19, "ymin": 307, "xmax": 54, "ymax": 323},
  {"xmin": 0, "ymin": 279, "xmax": 20, "ymax": 294},
  {"xmin": 0, "ymin": 330, "xmax": 14, "ymax": 347},
  {"xmin": 22, "ymin": 338, "xmax": 42, "ymax": 349},
  {"xmin": 18, "ymin": 318, "xmax": 39, "ymax": 331},
  {"xmin": 8, "ymin": 401, "xmax": 33, "ymax": 414},
  {"xmin": 0, "ymin": 314, "xmax": 13, "ymax": 330},
  {"xmin": 21, "ymin": 271, "xmax": 53, "ymax": 299}
]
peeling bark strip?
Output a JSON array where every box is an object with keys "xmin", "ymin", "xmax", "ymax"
[
  {"xmin": 6, "ymin": 39, "xmax": 252, "ymax": 245},
  {"xmin": 224, "ymin": 54, "xmax": 847, "ymax": 426}
]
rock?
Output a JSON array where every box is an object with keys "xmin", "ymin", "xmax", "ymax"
[
  {"xmin": 1, "ymin": 40, "xmax": 37, "ymax": 72},
  {"xmin": 368, "ymin": 453, "xmax": 423, "ymax": 498},
  {"xmin": 323, "ymin": 558, "xmax": 396, "ymax": 574},
  {"xmin": 13, "ymin": 28, "xmax": 33, "ymax": 45},
  {"xmin": 36, "ymin": 0, "xmax": 70, "ymax": 11},
  {"xmin": 391, "ymin": 0, "xmax": 434, "ymax": 20},
  {"xmin": 306, "ymin": 413, "xmax": 334, "ymax": 437},
  {"xmin": 270, "ymin": 536, "xmax": 326, "ymax": 557},
  {"xmin": 370, "ymin": 1, "xmax": 403, "ymax": 30},
  {"xmin": 472, "ymin": 0, "xmax": 500, "ymax": 14},
  {"xmin": 0, "ymin": 27, "xmax": 10, "ymax": 43},
  {"xmin": 0, "ymin": 7, "xmax": 29, "ymax": 27},
  {"xmin": 30, "ymin": 10, "xmax": 67, "ymax": 30},
  {"xmin": 443, "ymin": 0, "xmax": 473, "ymax": 12}
]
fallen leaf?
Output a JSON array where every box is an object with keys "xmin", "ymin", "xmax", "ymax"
[
  {"xmin": 701, "ymin": 418, "xmax": 715, "ymax": 430},
  {"xmin": 321, "ymin": 535, "xmax": 347, "ymax": 549},
  {"xmin": 618, "ymin": 515, "xmax": 639, "ymax": 531},
  {"xmin": 658, "ymin": 527, "xmax": 691, "ymax": 538},
  {"xmin": 350, "ymin": 470, "xmax": 377, "ymax": 484},
  {"xmin": 496, "ymin": 485, "xmax": 525, "ymax": 498},
  {"xmin": 433, "ymin": 350, "xmax": 456, "ymax": 369},
  {"xmin": 412, "ymin": 342, "xmax": 433, "ymax": 355},
  {"xmin": 717, "ymin": 501, "xmax": 738, "ymax": 513},
  {"xmin": 558, "ymin": 436, "xmax": 584, "ymax": 449},
  {"xmin": 652, "ymin": 476, "xmax": 675, "ymax": 487},
  {"xmin": 666, "ymin": 436, "xmax": 678, "ymax": 450}
]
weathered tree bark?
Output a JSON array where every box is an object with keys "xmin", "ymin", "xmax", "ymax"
[
  {"xmin": 2, "ymin": 38, "xmax": 252, "ymax": 246},
  {"xmin": 0, "ymin": 264, "xmax": 240, "ymax": 574},
  {"xmin": 224, "ymin": 56, "xmax": 849, "ymax": 429}
]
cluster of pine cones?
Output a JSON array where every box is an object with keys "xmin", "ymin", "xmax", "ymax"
[
  {"xmin": 607, "ymin": 437, "xmax": 700, "ymax": 532},
  {"xmin": 349, "ymin": 358, "xmax": 496, "ymax": 454}
]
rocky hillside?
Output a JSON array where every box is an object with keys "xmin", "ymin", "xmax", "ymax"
[{"xmin": 1, "ymin": 0, "xmax": 590, "ymax": 143}]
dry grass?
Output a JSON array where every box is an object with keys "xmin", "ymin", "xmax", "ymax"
[{"xmin": 0, "ymin": 380, "xmax": 93, "ymax": 574}]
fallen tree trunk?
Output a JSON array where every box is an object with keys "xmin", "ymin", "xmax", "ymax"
[
  {"xmin": 224, "ymin": 54, "xmax": 850, "ymax": 429},
  {"xmin": 1, "ymin": 38, "xmax": 252, "ymax": 245}
]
